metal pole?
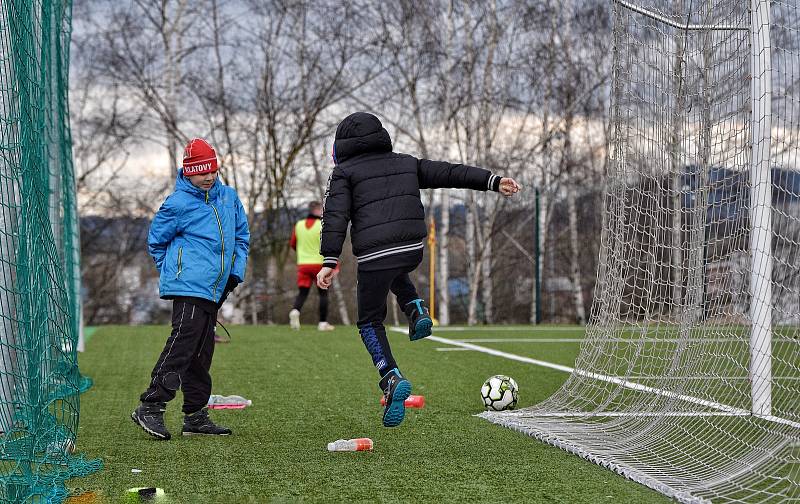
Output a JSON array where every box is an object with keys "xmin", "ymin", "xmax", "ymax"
[
  {"xmin": 749, "ymin": 0, "xmax": 772, "ymax": 416},
  {"xmin": 429, "ymin": 219, "xmax": 436, "ymax": 323},
  {"xmin": 535, "ymin": 188, "xmax": 542, "ymax": 324}
]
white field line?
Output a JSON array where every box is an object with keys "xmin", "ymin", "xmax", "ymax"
[
  {"xmin": 431, "ymin": 326, "xmax": 586, "ymax": 332},
  {"xmin": 454, "ymin": 338, "xmax": 749, "ymax": 343},
  {"xmin": 456, "ymin": 338, "xmax": 586, "ymax": 343},
  {"xmin": 390, "ymin": 328, "xmax": 800, "ymax": 430},
  {"xmin": 516, "ymin": 411, "xmax": 749, "ymax": 418},
  {"xmin": 435, "ymin": 347, "xmax": 473, "ymax": 352},
  {"xmin": 627, "ymin": 376, "xmax": 800, "ymax": 381},
  {"xmin": 758, "ymin": 414, "xmax": 800, "ymax": 430},
  {"xmin": 430, "ymin": 326, "xmax": 750, "ymax": 334}
]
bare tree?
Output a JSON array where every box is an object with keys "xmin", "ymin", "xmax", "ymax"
[
  {"xmin": 562, "ymin": 0, "xmax": 586, "ymax": 325},
  {"xmin": 445, "ymin": 1, "xmax": 532, "ymax": 324},
  {"xmin": 72, "ymin": 0, "xmax": 617, "ymax": 326},
  {"xmin": 70, "ymin": 10, "xmax": 157, "ymax": 324},
  {"xmin": 188, "ymin": 0, "xmax": 384, "ymax": 322},
  {"xmin": 88, "ymin": 0, "xmax": 204, "ymax": 183}
]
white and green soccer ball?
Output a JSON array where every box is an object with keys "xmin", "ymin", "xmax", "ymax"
[{"xmin": 480, "ymin": 375, "xmax": 518, "ymax": 411}]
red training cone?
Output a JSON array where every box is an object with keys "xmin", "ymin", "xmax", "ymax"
[{"xmin": 380, "ymin": 394, "xmax": 425, "ymax": 408}]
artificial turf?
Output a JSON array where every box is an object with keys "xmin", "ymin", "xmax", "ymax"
[{"xmin": 70, "ymin": 325, "xmax": 671, "ymax": 503}]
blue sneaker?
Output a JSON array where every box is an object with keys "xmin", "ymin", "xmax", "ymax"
[
  {"xmin": 404, "ymin": 299, "xmax": 432, "ymax": 341},
  {"xmin": 380, "ymin": 368, "xmax": 412, "ymax": 427}
]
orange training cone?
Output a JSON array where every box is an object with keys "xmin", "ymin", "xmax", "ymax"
[{"xmin": 380, "ymin": 394, "xmax": 425, "ymax": 408}]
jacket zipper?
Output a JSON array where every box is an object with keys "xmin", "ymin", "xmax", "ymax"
[
  {"xmin": 176, "ymin": 247, "xmax": 183, "ymax": 278},
  {"xmin": 208, "ymin": 192, "xmax": 225, "ymax": 302}
]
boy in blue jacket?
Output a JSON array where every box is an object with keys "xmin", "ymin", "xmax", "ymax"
[{"xmin": 132, "ymin": 138, "xmax": 250, "ymax": 440}]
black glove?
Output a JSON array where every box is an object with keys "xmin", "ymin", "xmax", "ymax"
[{"xmin": 217, "ymin": 276, "xmax": 240, "ymax": 308}]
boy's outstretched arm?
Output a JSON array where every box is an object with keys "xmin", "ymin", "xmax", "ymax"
[
  {"xmin": 417, "ymin": 158, "xmax": 521, "ymax": 195},
  {"xmin": 147, "ymin": 197, "xmax": 180, "ymax": 272},
  {"xmin": 317, "ymin": 167, "xmax": 350, "ymax": 289}
]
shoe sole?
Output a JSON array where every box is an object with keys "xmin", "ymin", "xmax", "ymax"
[
  {"xmin": 382, "ymin": 379, "xmax": 412, "ymax": 427},
  {"xmin": 130, "ymin": 412, "xmax": 170, "ymax": 440},
  {"xmin": 181, "ymin": 431, "xmax": 232, "ymax": 436},
  {"xmin": 410, "ymin": 317, "xmax": 433, "ymax": 341}
]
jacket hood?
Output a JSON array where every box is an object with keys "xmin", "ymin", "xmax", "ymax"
[
  {"xmin": 176, "ymin": 168, "xmax": 221, "ymax": 199},
  {"xmin": 333, "ymin": 112, "xmax": 392, "ymax": 164}
]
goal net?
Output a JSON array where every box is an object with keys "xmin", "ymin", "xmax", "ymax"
[
  {"xmin": 481, "ymin": 1, "xmax": 800, "ymax": 502},
  {"xmin": 0, "ymin": 1, "xmax": 100, "ymax": 501}
]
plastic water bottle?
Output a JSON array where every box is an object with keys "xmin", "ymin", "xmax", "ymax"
[
  {"xmin": 380, "ymin": 394, "xmax": 425, "ymax": 408},
  {"xmin": 207, "ymin": 394, "xmax": 252, "ymax": 409},
  {"xmin": 327, "ymin": 438, "xmax": 374, "ymax": 452}
]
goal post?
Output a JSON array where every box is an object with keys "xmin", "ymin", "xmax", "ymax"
[
  {"xmin": 748, "ymin": 0, "xmax": 772, "ymax": 418},
  {"xmin": 481, "ymin": 1, "xmax": 800, "ymax": 502}
]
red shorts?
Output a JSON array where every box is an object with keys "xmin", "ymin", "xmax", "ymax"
[{"xmin": 296, "ymin": 264, "xmax": 324, "ymax": 288}]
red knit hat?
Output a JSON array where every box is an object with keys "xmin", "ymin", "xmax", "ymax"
[{"xmin": 182, "ymin": 138, "xmax": 219, "ymax": 175}]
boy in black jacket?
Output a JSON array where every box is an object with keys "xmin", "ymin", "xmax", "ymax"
[{"xmin": 317, "ymin": 112, "xmax": 520, "ymax": 427}]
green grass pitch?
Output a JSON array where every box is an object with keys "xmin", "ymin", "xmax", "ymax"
[{"xmin": 72, "ymin": 325, "xmax": 671, "ymax": 503}]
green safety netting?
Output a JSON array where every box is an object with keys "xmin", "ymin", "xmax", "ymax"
[{"xmin": 0, "ymin": 1, "xmax": 100, "ymax": 502}]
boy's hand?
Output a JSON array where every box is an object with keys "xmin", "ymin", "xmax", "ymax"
[
  {"xmin": 317, "ymin": 266, "xmax": 339, "ymax": 289},
  {"xmin": 217, "ymin": 276, "xmax": 241, "ymax": 308},
  {"xmin": 499, "ymin": 177, "xmax": 521, "ymax": 196}
]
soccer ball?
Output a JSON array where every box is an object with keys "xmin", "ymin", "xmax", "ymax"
[{"xmin": 480, "ymin": 375, "xmax": 518, "ymax": 411}]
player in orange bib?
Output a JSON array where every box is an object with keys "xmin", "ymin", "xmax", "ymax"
[{"xmin": 289, "ymin": 201, "xmax": 334, "ymax": 331}]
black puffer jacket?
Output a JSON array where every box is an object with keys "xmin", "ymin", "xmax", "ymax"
[{"xmin": 321, "ymin": 112, "xmax": 502, "ymax": 269}]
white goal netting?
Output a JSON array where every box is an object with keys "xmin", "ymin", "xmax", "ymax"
[{"xmin": 481, "ymin": 1, "xmax": 800, "ymax": 502}]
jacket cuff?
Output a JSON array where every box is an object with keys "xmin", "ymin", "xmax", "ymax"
[
  {"xmin": 487, "ymin": 174, "xmax": 502, "ymax": 192},
  {"xmin": 322, "ymin": 257, "xmax": 339, "ymax": 268}
]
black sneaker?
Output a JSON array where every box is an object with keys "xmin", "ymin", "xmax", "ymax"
[
  {"xmin": 131, "ymin": 402, "xmax": 171, "ymax": 440},
  {"xmin": 380, "ymin": 368, "xmax": 412, "ymax": 428},
  {"xmin": 182, "ymin": 408, "xmax": 232, "ymax": 436},
  {"xmin": 404, "ymin": 299, "xmax": 433, "ymax": 341}
]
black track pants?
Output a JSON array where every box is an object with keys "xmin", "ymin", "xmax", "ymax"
[
  {"xmin": 140, "ymin": 300, "xmax": 216, "ymax": 414},
  {"xmin": 356, "ymin": 264, "xmax": 420, "ymax": 377}
]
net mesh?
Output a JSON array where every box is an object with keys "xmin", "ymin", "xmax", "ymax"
[
  {"xmin": 0, "ymin": 1, "xmax": 100, "ymax": 502},
  {"xmin": 481, "ymin": 1, "xmax": 800, "ymax": 502}
]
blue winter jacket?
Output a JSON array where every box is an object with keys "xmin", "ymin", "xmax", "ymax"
[{"xmin": 148, "ymin": 170, "xmax": 250, "ymax": 303}]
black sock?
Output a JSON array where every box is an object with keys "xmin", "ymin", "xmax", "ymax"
[
  {"xmin": 379, "ymin": 368, "xmax": 403, "ymax": 391},
  {"xmin": 318, "ymin": 287, "xmax": 329, "ymax": 322},
  {"xmin": 293, "ymin": 287, "xmax": 310, "ymax": 311},
  {"xmin": 403, "ymin": 299, "xmax": 426, "ymax": 318}
]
